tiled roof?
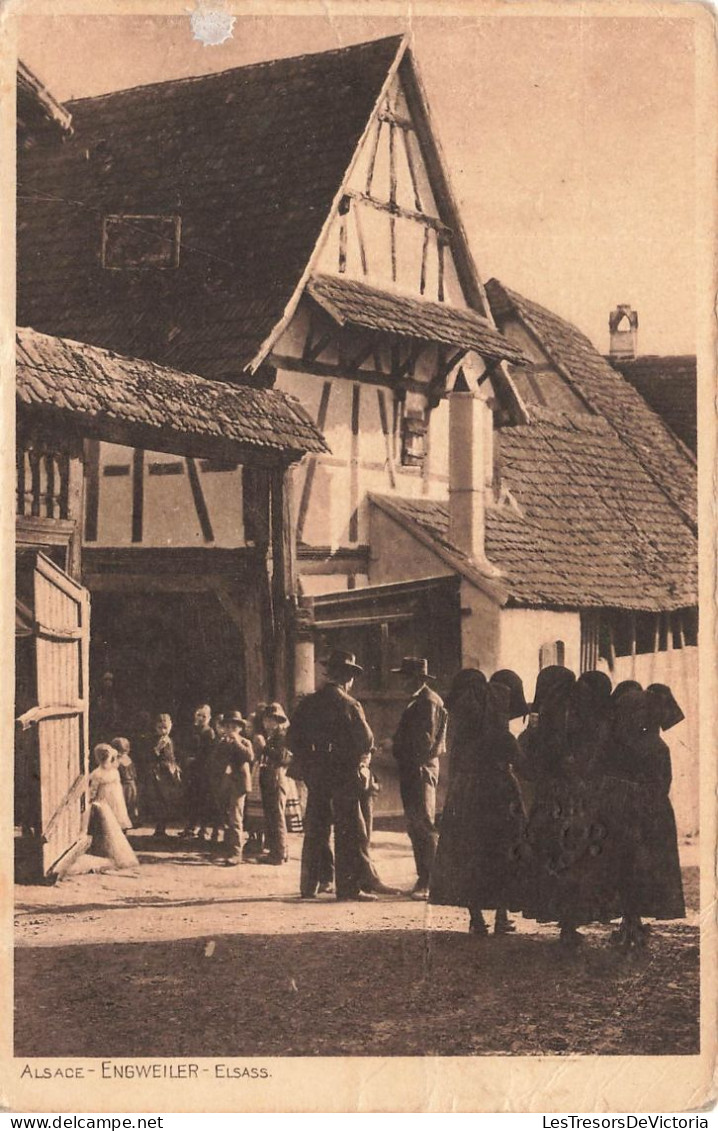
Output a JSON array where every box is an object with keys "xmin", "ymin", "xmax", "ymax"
[
  {"xmin": 17, "ymin": 61, "xmax": 73, "ymax": 141},
  {"xmin": 610, "ymin": 355, "xmax": 697, "ymax": 454},
  {"xmin": 485, "ymin": 280, "xmax": 697, "ymax": 530},
  {"xmin": 371, "ymin": 412, "xmax": 697, "ymax": 611},
  {"xmin": 307, "ymin": 274, "xmax": 528, "ymax": 365},
  {"xmin": 16, "ymin": 327, "xmax": 328, "ymax": 459},
  {"xmin": 18, "ymin": 38, "xmax": 406, "ymax": 379}
]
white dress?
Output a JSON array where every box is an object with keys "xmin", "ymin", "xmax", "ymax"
[{"xmin": 89, "ymin": 765, "xmax": 132, "ymax": 830}]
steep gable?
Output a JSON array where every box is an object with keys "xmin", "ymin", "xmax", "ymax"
[
  {"xmin": 18, "ymin": 37, "xmax": 406, "ymax": 379},
  {"xmin": 485, "ymin": 279, "xmax": 697, "ymax": 531}
]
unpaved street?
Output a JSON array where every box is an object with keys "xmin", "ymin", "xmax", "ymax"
[{"xmin": 15, "ymin": 830, "xmax": 700, "ymax": 1058}]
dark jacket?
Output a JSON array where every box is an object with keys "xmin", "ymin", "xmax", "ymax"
[
  {"xmin": 288, "ymin": 682, "xmax": 374, "ymax": 790},
  {"xmin": 392, "ymin": 684, "xmax": 447, "ymax": 775}
]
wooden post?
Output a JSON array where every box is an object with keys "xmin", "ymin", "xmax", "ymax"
[
  {"xmin": 131, "ymin": 448, "xmax": 144, "ymax": 544},
  {"xmin": 83, "ymin": 439, "xmax": 100, "ymax": 543},
  {"xmin": 607, "ymin": 619, "xmax": 616, "ymax": 674},
  {"xmin": 66, "ymin": 453, "xmax": 85, "ymax": 581},
  {"xmin": 349, "ymin": 384, "xmax": 360, "ymax": 544},
  {"xmin": 270, "ymin": 465, "xmax": 296, "ymax": 704}
]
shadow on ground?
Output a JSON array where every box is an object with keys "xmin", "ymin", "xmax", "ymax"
[{"xmin": 15, "ymin": 922, "xmax": 699, "ymax": 1058}]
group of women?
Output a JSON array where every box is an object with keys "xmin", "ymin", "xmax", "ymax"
[{"xmin": 429, "ymin": 666, "xmax": 686, "ymax": 949}]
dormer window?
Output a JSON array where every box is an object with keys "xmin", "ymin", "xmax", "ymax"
[{"xmin": 101, "ymin": 214, "xmax": 181, "ymax": 270}]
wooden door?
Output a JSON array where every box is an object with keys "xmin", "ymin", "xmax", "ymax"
[{"xmin": 24, "ymin": 552, "xmax": 90, "ymax": 875}]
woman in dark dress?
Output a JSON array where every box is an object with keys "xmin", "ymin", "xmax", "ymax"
[
  {"xmin": 521, "ymin": 667, "xmax": 615, "ymax": 946},
  {"xmin": 601, "ymin": 682, "xmax": 686, "ymax": 948},
  {"xmin": 429, "ymin": 668, "xmax": 528, "ymax": 936}
]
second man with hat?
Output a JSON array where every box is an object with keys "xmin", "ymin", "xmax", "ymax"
[{"xmin": 391, "ymin": 657, "xmax": 448, "ymax": 900}]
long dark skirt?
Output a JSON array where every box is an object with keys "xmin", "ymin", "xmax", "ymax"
[
  {"xmin": 599, "ymin": 776, "xmax": 685, "ymax": 920},
  {"xmin": 523, "ymin": 775, "xmax": 617, "ymax": 926},
  {"xmin": 429, "ymin": 769, "xmax": 527, "ymax": 911}
]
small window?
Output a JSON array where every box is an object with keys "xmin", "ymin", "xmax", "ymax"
[
  {"xmin": 539, "ymin": 640, "xmax": 565, "ymax": 670},
  {"xmin": 101, "ymin": 214, "xmax": 181, "ymax": 270},
  {"xmin": 401, "ymin": 413, "xmax": 427, "ymax": 467}
]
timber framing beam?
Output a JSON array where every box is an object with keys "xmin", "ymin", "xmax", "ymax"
[
  {"xmin": 18, "ymin": 403, "xmax": 304, "ymax": 470},
  {"xmin": 345, "ymin": 189, "xmax": 451, "ymax": 236}
]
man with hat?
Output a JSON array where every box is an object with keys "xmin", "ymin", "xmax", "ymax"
[
  {"xmin": 212, "ymin": 709, "xmax": 253, "ymax": 866},
  {"xmin": 391, "ymin": 657, "xmax": 448, "ymax": 900},
  {"xmin": 289, "ymin": 649, "xmax": 387, "ymax": 901}
]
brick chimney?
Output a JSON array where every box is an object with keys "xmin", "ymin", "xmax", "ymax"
[
  {"xmin": 609, "ymin": 304, "xmax": 638, "ymax": 360},
  {"xmin": 448, "ymin": 378, "xmax": 491, "ymax": 564}
]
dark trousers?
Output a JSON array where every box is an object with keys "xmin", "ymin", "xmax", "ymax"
[
  {"xmin": 300, "ymin": 781, "xmax": 334, "ymax": 897},
  {"xmin": 185, "ymin": 759, "xmax": 212, "ymax": 832},
  {"xmin": 224, "ymin": 784, "xmax": 246, "ymax": 858},
  {"xmin": 260, "ymin": 766, "xmax": 288, "ymax": 863},
  {"xmin": 360, "ymin": 789, "xmax": 374, "ymax": 845},
  {"xmin": 332, "ymin": 787, "xmax": 380, "ymax": 899},
  {"xmin": 399, "ymin": 764, "xmax": 439, "ymax": 887}
]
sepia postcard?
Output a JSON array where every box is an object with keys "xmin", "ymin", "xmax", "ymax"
[{"xmin": 1, "ymin": 0, "xmax": 716, "ymax": 1114}]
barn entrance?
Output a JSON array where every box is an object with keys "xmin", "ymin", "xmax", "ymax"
[
  {"xmin": 88, "ymin": 588, "xmax": 247, "ymax": 740},
  {"xmin": 15, "ymin": 550, "xmax": 91, "ymax": 880}
]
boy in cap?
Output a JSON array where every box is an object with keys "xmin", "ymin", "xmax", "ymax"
[
  {"xmin": 257, "ymin": 702, "xmax": 292, "ymax": 865},
  {"xmin": 392, "ymin": 657, "xmax": 447, "ymax": 900},
  {"xmin": 213, "ymin": 710, "xmax": 253, "ymax": 866}
]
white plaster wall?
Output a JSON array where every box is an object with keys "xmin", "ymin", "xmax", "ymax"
[
  {"xmin": 368, "ymin": 506, "xmax": 453, "ymax": 585},
  {"xmin": 498, "ymin": 607, "xmax": 582, "ymax": 701},
  {"xmin": 458, "ymin": 578, "xmax": 503, "ymax": 675},
  {"xmin": 89, "ymin": 441, "xmax": 244, "ymax": 548}
]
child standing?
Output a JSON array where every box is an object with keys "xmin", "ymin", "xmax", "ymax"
[
  {"xmin": 243, "ymin": 704, "xmax": 267, "ymax": 857},
  {"xmin": 89, "ymin": 743, "xmax": 132, "ymax": 831},
  {"xmin": 148, "ymin": 713, "xmax": 181, "ymax": 838},
  {"xmin": 258, "ymin": 703, "xmax": 292, "ymax": 865},
  {"xmin": 213, "ymin": 711, "xmax": 253, "ymax": 866},
  {"xmin": 110, "ymin": 737, "xmax": 139, "ymax": 827}
]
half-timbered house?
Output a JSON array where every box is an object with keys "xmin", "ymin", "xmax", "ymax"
[
  {"xmin": 17, "ymin": 39, "xmax": 698, "ymax": 829},
  {"xmin": 15, "ymin": 327, "xmax": 326, "ymax": 875}
]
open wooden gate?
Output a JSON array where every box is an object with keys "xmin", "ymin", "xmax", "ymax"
[{"xmin": 16, "ymin": 551, "xmax": 90, "ymax": 877}]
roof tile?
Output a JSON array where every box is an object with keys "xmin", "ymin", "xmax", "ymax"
[{"xmin": 16, "ymin": 326, "xmax": 328, "ymax": 459}]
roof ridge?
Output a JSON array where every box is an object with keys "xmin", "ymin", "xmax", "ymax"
[
  {"xmin": 485, "ymin": 278, "xmax": 697, "ymax": 533},
  {"xmin": 64, "ymin": 35, "xmax": 407, "ymax": 106}
]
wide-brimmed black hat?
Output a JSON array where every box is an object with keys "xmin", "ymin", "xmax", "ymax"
[
  {"xmin": 392, "ymin": 657, "xmax": 436, "ymax": 680},
  {"xmin": 322, "ymin": 649, "xmax": 363, "ymax": 677}
]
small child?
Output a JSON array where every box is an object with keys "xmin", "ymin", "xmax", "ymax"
[
  {"xmin": 213, "ymin": 711, "xmax": 253, "ymax": 866},
  {"xmin": 110, "ymin": 737, "xmax": 139, "ymax": 828},
  {"xmin": 89, "ymin": 743, "xmax": 132, "ymax": 831},
  {"xmin": 243, "ymin": 704, "xmax": 267, "ymax": 856},
  {"xmin": 258, "ymin": 703, "xmax": 292, "ymax": 865},
  {"xmin": 148, "ymin": 713, "xmax": 181, "ymax": 838}
]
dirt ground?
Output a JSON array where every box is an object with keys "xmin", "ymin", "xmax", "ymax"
[{"xmin": 14, "ymin": 828, "xmax": 700, "ymax": 1058}]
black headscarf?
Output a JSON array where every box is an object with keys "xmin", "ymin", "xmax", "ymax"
[
  {"xmin": 445, "ymin": 668, "xmax": 487, "ymax": 712},
  {"xmin": 531, "ymin": 665, "xmax": 576, "ymax": 713},
  {"xmin": 530, "ymin": 665, "xmax": 576, "ymax": 776},
  {"xmin": 570, "ymin": 670, "xmax": 612, "ymax": 724},
  {"xmin": 490, "ymin": 669, "xmax": 529, "ymax": 720},
  {"xmin": 612, "ymin": 679, "xmax": 642, "ymax": 704},
  {"xmin": 646, "ymin": 683, "xmax": 685, "ymax": 732}
]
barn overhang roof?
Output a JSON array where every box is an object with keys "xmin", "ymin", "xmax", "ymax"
[
  {"xmin": 17, "ymin": 327, "xmax": 328, "ymax": 464},
  {"xmin": 307, "ymin": 274, "xmax": 528, "ymax": 366}
]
